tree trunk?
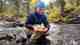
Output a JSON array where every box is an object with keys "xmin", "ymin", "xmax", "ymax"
[
  {"xmin": 76, "ymin": 0, "xmax": 80, "ymax": 6},
  {"xmin": 0, "ymin": 0, "xmax": 3, "ymax": 12},
  {"xmin": 15, "ymin": 0, "xmax": 20, "ymax": 16},
  {"xmin": 26, "ymin": 0, "xmax": 30, "ymax": 16},
  {"xmin": 60, "ymin": 0, "xmax": 65, "ymax": 17}
]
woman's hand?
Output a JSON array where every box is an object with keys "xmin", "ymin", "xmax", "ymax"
[
  {"xmin": 33, "ymin": 26, "xmax": 38, "ymax": 32},
  {"xmin": 33, "ymin": 27, "xmax": 48, "ymax": 32},
  {"xmin": 32, "ymin": 25, "xmax": 48, "ymax": 32},
  {"xmin": 44, "ymin": 28, "xmax": 48, "ymax": 32}
]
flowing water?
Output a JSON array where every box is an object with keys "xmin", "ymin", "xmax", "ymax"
[{"xmin": 0, "ymin": 22, "xmax": 80, "ymax": 45}]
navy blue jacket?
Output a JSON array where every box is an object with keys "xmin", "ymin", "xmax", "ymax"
[{"xmin": 25, "ymin": 12, "xmax": 49, "ymax": 30}]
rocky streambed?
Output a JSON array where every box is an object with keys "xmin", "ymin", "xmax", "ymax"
[{"xmin": 0, "ymin": 23, "xmax": 80, "ymax": 45}]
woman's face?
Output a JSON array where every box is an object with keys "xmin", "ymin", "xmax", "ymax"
[{"xmin": 36, "ymin": 8, "xmax": 45, "ymax": 15}]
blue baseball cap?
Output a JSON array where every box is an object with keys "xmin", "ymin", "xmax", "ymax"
[{"xmin": 35, "ymin": 1, "xmax": 47, "ymax": 8}]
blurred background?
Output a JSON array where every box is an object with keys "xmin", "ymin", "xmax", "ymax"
[
  {"xmin": 0, "ymin": 0, "xmax": 80, "ymax": 24},
  {"xmin": 0, "ymin": 0, "xmax": 80, "ymax": 45}
]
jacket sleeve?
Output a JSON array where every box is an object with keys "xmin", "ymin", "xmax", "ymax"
[
  {"xmin": 43, "ymin": 16, "xmax": 50, "ymax": 30},
  {"xmin": 25, "ymin": 15, "xmax": 34, "ymax": 30}
]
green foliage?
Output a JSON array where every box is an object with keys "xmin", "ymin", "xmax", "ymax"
[
  {"xmin": 0, "ymin": 0, "xmax": 80, "ymax": 23},
  {"xmin": 63, "ymin": 16, "xmax": 73, "ymax": 23},
  {"xmin": 48, "ymin": 7, "xmax": 63, "ymax": 23},
  {"xmin": 48, "ymin": 0, "xmax": 80, "ymax": 23}
]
